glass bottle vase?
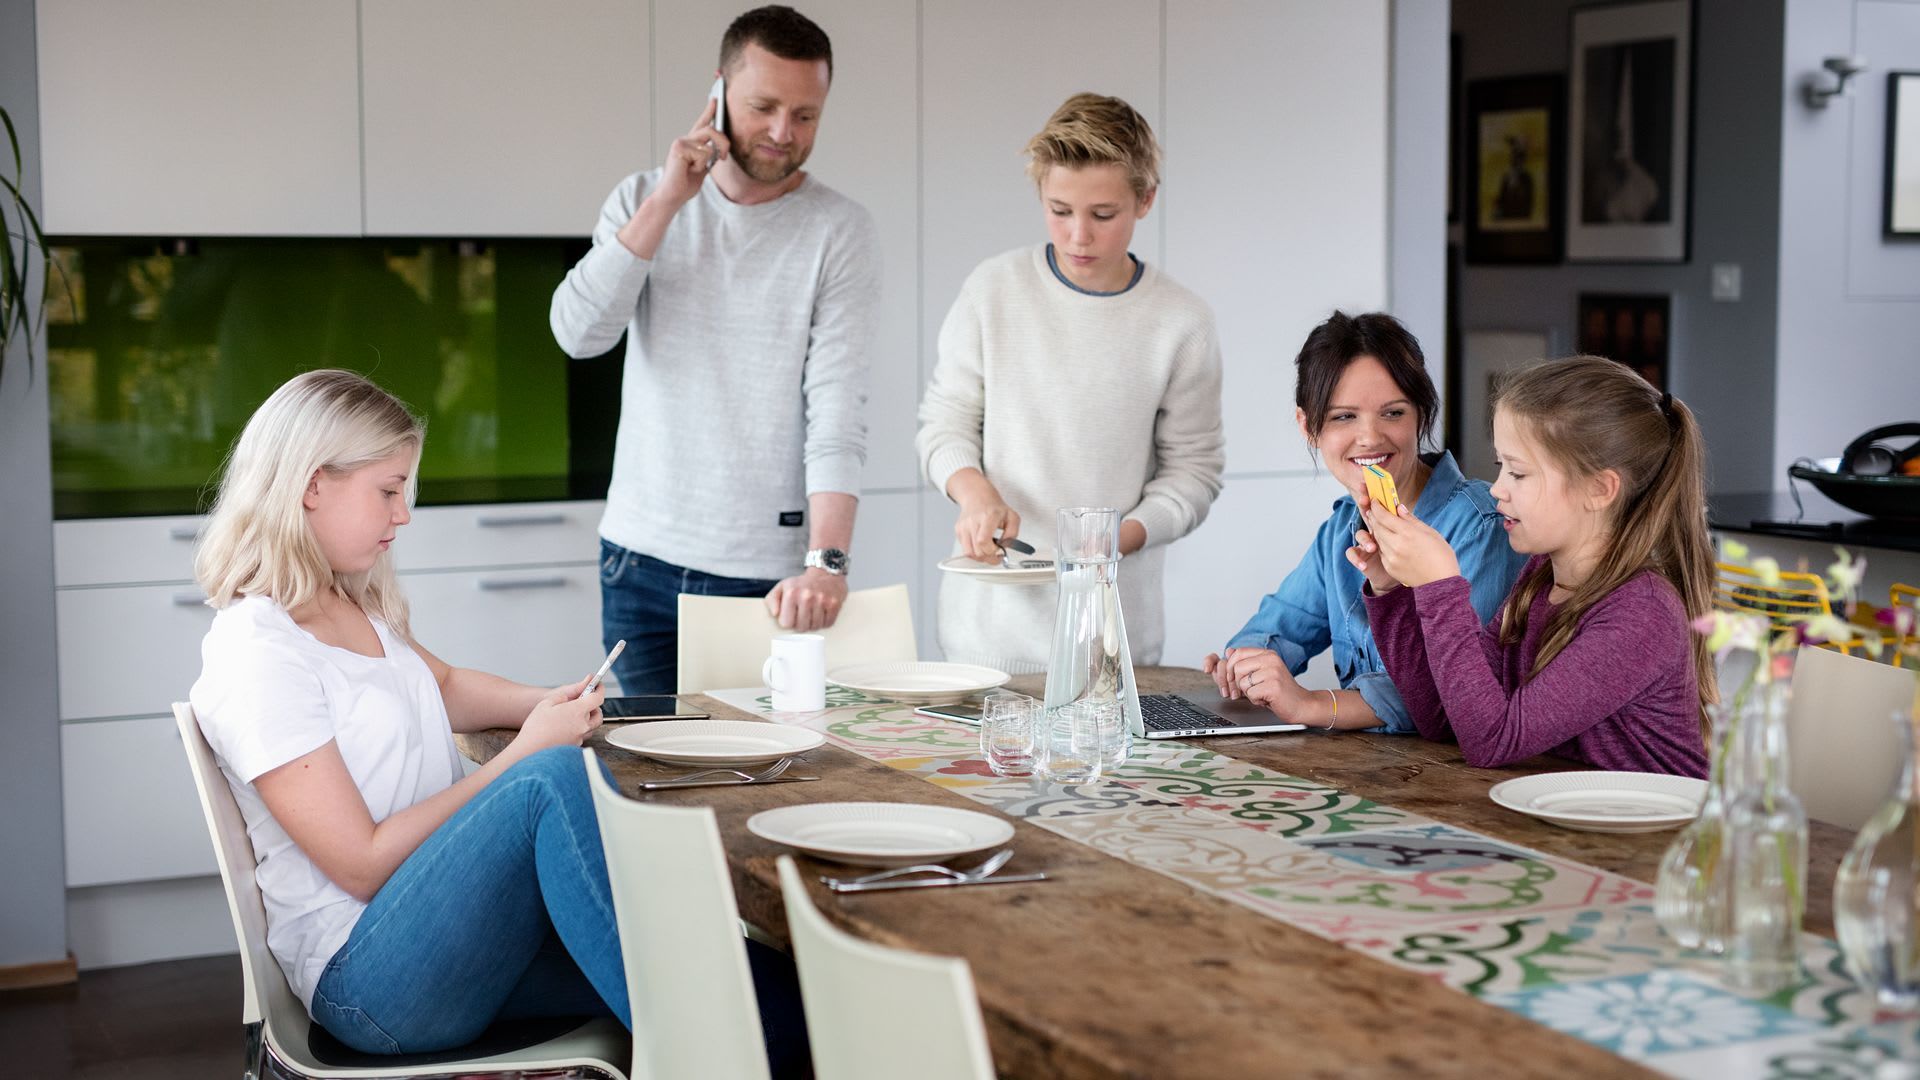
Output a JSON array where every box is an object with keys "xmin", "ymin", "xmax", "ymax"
[
  {"xmin": 1655, "ymin": 696, "xmax": 1744, "ymax": 953},
  {"xmin": 1723, "ymin": 682, "xmax": 1808, "ymax": 994},
  {"xmin": 1833, "ymin": 704, "xmax": 1920, "ymax": 1015}
]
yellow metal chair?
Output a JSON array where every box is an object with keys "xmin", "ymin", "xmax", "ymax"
[
  {"xmin": 1891, "ymin": 584, "xmax": 1920, "ymax": 668},
  {"xmin": 1713, "ymin": 562, "xmax": 1858, "ymax": 655}
]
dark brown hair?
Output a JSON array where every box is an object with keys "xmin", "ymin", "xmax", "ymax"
[
  {"xmin": 720, "ymin": 6, "xmax": 833, "ymax": 79},
  {"xmin": 1493, "ymin": 356, "xmax": 1716, "ymax": 735},
  {"xmin": 1293, "ymin": 311, "xmax": 1439, "ymax": 448}
]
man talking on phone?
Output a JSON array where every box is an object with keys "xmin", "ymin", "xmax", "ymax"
[{"xmin": 551, "ymin": 5, "xmax": 880, "ymax": 694}]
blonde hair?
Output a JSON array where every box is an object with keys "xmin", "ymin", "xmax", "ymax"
[
  {"xmin": 1493, "ymin": 356, "xmax": 1716, "ymax": 739},
  {"xmin": 1024, "ymin": 92, "xmax": 1161, "ymax": 200},
  {"xmin": 195, "ymin": 369, "xmax": 425, "ymax": 638}
]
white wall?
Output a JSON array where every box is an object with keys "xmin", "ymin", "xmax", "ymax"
[{"xmin": 1775, "ymin": 0, "xmax": 1920, "ymax": 487}]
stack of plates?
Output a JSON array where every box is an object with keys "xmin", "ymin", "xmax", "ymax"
[{"xmin": 1488, "ymin": 771, "xmax": 1707, "ymax": 834}]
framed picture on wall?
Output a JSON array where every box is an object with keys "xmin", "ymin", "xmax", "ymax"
[
  {"xmin": 1566, "ymin": 0, "xmax": 1693, "ymax": 262},
  {"xmin": 1459, "ymin": 330, "xmax": 1551, "ymax": 483},
  {"xmin": 1577, "ymin": 293, "xmax": 1670, "ymax": 391},
  {"xmin": 1887, "ymin": 71, "xmax": 1920, "ymax": 238},
  {"xmin": 1464, "ymin": 75, "xmax": 1565, "ymax": 263}
]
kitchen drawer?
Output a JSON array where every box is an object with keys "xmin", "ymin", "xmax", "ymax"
[
  {"xmin": 402, "ymin": 565, "xmax": 604, "ymax": 689},
  {"xmin": 55, "ymin": 515, "xmax": 208, "ymax": 587},
  {"xmin": 392, "ymin": 501, "xmax": 604, "ymax": 572},
  {"xmin": 58, "ymin": 583, "xmax": 218, "ymax": 721},
  {"xmin": 62, "ymin": 716, "xmax": 218, "ymax": 887}
]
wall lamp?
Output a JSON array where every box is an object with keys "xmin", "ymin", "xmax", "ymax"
[{"xmin": 1804, "ymin": 55, "xmax": 1868, "ymax": 108}]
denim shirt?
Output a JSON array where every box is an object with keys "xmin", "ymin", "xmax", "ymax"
[{"xmin": 1225, "ymin": 451, "xmax": 1527, "ymax": 733}]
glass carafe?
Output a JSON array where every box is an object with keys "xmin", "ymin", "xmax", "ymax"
[
  {"xmin": 1039, "ymin": 507, "xmax": 1141, "ymax": 780},
  {"xmin": 1833, "ymin": 704, "xmax": 1920, "ymax": 1015}
]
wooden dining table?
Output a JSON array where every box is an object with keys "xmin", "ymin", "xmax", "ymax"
[{"xmin": 458, "ymin": 666, "xmax": 1875, "ymax": 1080}]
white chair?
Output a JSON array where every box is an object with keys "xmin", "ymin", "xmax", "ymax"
[
  {"xmin": 584, "ymin": 749, "xmax": 773, "ymax": 1080},
  {"xmin": 172, "ymin": 703, "xmax": 630, "ymax": 1079},
  {"xmin": 775, "ymin": 856, "xmax": 995, "ymax": 1080},
  {"xmin": 675, "ymin": 582, "xmax": 916, "ymax": 693},
  {"xmin": 1783, "ymin": 648, "xmax": 1920, "ymax": 830}
]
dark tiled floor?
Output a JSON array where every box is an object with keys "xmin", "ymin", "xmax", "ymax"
[{"xmin": 0, "ymin": 954, "xmax": 243, "ymax": 1079}]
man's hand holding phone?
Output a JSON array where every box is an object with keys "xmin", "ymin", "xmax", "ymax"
[{"xmin": 617, "ymin": 81, "xmax": 730, "ymax": 259}]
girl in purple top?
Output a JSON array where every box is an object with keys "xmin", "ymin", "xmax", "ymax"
[{"xmin": 1349, "ymin": 357, "xmax": 1713, "ymax": 777}]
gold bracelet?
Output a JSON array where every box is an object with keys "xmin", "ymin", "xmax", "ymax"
[{"xmin": 1322, "ymin": 689, "xmax": 1339, "ymax": 731}]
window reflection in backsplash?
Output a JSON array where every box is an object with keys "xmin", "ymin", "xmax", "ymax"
[{"xmin": 47, "ymin": 239, "xmax": 616, "ymax": 517}]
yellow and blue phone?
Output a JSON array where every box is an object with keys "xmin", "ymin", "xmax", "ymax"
[{"xmin": 1362, "ymin": 464, "xmax": 1401, "ymax": 516}]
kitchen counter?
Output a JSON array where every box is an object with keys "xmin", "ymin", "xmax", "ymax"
[{"xmin": 1709, "ymin": 489, "xmax": 1920, "ymax": 554}]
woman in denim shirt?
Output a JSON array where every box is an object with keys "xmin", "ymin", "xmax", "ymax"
[{"xmin": 1203, "ymin": 312, "xmax": 1526, "ymax": 733}]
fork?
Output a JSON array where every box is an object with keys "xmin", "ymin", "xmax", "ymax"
[
  {"xmin": 821, "ymin": 848, "xmax": 1014, "ymax": 888},
  {"xmin": 641, "ymin": 758, "xmax": 793, "ymax": 789}
]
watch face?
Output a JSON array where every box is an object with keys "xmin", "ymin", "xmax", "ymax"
[{"xmin": 811, "ymin": 548, "xmax": 849, "ymax": 573}]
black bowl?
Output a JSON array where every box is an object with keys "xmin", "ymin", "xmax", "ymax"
[{"xmin": 1789, "ymin": 465, "xmax": 1920, "ymax": 523}]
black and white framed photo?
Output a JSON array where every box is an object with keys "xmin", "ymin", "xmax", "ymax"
[
  {"xmin": 1567, "ymin": 1, "xmax": 1693, "ymax": 262},
  {"xmin": 1887, "ymin": 71, "xmax": 1920, "ymax": 238},
  {"xmin": 1464, "ymin": 75, "xmax": 1565, "ymax": 264}
]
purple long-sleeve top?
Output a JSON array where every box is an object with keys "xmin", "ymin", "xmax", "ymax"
[{"xmin": 1364, "ymin": 556, "xmax": 1709, "ymax": 777}]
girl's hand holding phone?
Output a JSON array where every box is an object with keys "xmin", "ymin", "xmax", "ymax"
[
  {"xmin": 1363, "ymin": 501, "xmax": 1461, "ymax": 589},
  {"xmin": 514, "ymin": 680, "xmax": 606, "ymax": 755}
]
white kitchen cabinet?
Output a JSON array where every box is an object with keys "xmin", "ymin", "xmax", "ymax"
[
  {"xmin": 401, "ymin": 565, "xmax": 604, "ymax": 687},
  {"xmin": 35, "ymin": 0, "xmax": 362, "ymax": 236},
  {"xmin": 56, "ymin": 581, "xmax": 219, "ymax": 722},
  {"xmin": 359, "ymin": 0, "xmax": 651, "ymax": 236},
  {"xmin": 62, "ymin": 716, "xmax": 218, "ymax": 887}
]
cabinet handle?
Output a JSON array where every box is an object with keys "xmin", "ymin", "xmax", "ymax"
[
  {"xmin": 475, "ymin": 513, "xmax": 567, "ymax": 528},
  {"xmin": 169, "ymin": 525, "xmax": 202, "ymax": 541},
  {"xmin": 172, "ymin": 591, "xmax": 209, "ymax": 607},
  {"xmin": 477, "ymin": 576, "xmax": 568, "ymax": 591}
]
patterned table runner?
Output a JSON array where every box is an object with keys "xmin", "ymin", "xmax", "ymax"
[{"xmin": 706, "ymin": 686, "xmax": 1919, "ymax": 1078}]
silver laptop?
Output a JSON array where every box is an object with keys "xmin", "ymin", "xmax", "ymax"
[{"xmin": 1138, "ymin": 691, "xmax": 1309, "ymax": 739}]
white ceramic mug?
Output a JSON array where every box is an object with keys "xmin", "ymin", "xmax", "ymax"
[{"xmin": 761, "ymin": 633, "xmax": 826, "ymax": 711}]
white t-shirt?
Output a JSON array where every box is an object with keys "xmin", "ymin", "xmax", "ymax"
[{"xmin": 188, "ymin": 595, "xmax": 463, "ymax": 1011}]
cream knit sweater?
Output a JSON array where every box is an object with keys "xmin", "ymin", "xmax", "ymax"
[{"xmin": 916, "ymin": 245, "xmax": 1226, "ymax": 673}]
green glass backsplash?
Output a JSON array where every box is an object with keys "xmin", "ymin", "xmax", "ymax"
[{"xmin": 47, "ymin": 239, "xmax": 616, "ymax": 517}]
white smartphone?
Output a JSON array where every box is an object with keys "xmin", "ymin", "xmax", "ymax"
[
  {"xmin": 585, "ymin": 639, "xmax": 626, "ymax": 694},
  {"xmin": 707, "ymin": 74, "xmax": 728, "ymax": 145}
]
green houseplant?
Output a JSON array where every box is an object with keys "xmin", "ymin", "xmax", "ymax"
[{"xmin": 1, "ymin": 105, "xmax": 54, "ymax": 383}]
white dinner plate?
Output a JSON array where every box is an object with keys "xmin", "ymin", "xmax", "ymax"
[
  {"xmin": 938, "ymin": 554, "xmax": 1055, "ymax": 586},
  {"xmin": 827, "ymin": 661, "xmax": 1010, "ymax": 704},
  {"xmin": 747, "ymin": 802, "xmax": 1016, "ymax": 867},
  {"xmin": 604, "ymin": 719, "xmax": 824, "ymax": 768},
  {"xmin": 1488, "ymin": 771, "xmax": 1707, "ymax": 833}
]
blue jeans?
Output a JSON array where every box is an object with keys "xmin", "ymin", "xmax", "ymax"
[
  {"xmin": 600, "ymin": 540, "xmax": 781, "ymax": 694},
  {"xmin": 310, "ymin": 747, "xmax": 626, "ymax": 1053},
  {"xmin": 310, "ymin": 747, "xmax": 812, "ymax": 1075}
]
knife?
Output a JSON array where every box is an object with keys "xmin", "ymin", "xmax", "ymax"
[
  {"xmin": 824, "ymin": 872, "xmax": 1049, "ymax": 894},
  {"xmin": 637, "ymin": 776, "xmax": 822, "ymax": 791}
]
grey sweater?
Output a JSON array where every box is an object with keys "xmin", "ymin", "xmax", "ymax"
[
  {"xmin": 917, "ymin": 245, "xmax": 1226, "ymax": 672},
  {"xmin": 550, "ymin": 169, "xmax": 881, "ymax": 579}
]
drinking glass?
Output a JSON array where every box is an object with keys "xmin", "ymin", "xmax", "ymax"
[
  {"xmin": 979, "ymin": 691, "xmax": 1037, "ymax": 777},
  {"xmin": 1038, "ymin": 699, "xmax": 1119, "ymax": 785}
]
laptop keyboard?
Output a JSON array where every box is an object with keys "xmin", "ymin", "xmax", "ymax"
[{"xmin": 1137, "ymin": 694, "xmax": 1224, "ymax": 733}]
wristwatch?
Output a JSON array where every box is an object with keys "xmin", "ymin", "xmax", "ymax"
[{"xmin": 804, "ymin": 548, "xmax": 850, "ymax": 576}]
